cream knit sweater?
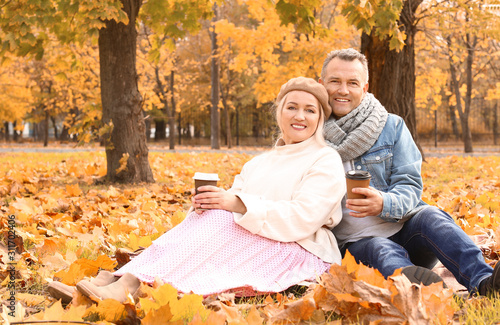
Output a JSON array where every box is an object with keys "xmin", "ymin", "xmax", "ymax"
[{"xmin": 230, "ymin": 136, "xmax": 345, "ymax": 264}]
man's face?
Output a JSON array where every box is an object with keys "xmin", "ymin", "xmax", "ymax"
[{"xmin": 319, "ymin": 57, "xmax": 369, "ymax": 119}]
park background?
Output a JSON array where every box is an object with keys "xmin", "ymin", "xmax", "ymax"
[
  {"xmin": 1, "ymin": 0, "xmax": 500, "ymax": 323},
  {"xmin": 1, "ymin": 1, "xmax": 499, "ymax": 164}
]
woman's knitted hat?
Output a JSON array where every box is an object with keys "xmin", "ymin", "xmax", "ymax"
[{"xmin": 276, "ymin": 77, "xmax": 332, "ymax": 120}]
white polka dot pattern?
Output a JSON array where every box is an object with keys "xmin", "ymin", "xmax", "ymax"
[{"xmin": 114, "ymin": 210, "xmax": 330, "ymax": 296}]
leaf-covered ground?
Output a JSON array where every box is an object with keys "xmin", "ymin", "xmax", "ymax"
[{"xmin": 1, "ymin": 151, "xmax": 499, "ymax": 324}]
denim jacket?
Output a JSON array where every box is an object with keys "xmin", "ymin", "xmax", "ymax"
[
  {"xmin": 332, "ymin": 114, "xmax": 429, "ymax": 245},
  {"xmin": 351, "ymin": 113, "xmax": 428, "ymax": 222}
]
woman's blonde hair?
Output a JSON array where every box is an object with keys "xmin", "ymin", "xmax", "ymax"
[{"xmin": 274, "ymin": 93, "xmax": 327, "ymax": 146}]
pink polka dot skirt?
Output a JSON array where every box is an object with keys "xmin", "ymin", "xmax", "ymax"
[{"xmin": 114, "ymin": 210, "xmax": 330, "ymax": 296}]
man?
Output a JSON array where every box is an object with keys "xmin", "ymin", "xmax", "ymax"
[{"xmin": 319, "ymin": 48, "xmax": 500, "ymax": 295}]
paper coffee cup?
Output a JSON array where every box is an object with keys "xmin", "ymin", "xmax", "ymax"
[
  {"xmin": 193, "ymin": 172, "xmax": 220, "ymax": 194},
  {"xmin": 345, "ymin": 170, "xmax": 371, "ymax": 199}
]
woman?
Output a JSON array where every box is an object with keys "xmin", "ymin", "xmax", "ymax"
[{"xmin": 48, "ymin": 77, "xmax": 346, "ymax": 303}]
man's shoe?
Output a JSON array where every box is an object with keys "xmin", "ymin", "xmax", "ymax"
[
  {"xmin": 76, "ymin": 272, "xmax": 140, "ymax": 303},
  {"xmin": 478, "ymin": 262, "xmax": 500, "ymax": 296},
  {"xmin": 47, "ymin": 281, "xmax": 76, "ymax": 304},
  {"xmin": 402, "ymin": 265, "xmax": 447, "ymax": 287}
]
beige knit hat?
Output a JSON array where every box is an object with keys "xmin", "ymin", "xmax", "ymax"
[{"xmin": 276, "ymin": 77, "xmax": 332, "ymax": 120}]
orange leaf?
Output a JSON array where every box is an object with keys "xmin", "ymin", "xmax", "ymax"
[
  {"xmin": 220, "ymin": 303, "xmax": 246, "ymax": 323},
  {"xmin": 40, "ymin": 238, "xmax": 60, "ymax": 254},
  {"xmin": 320, "ymin": 265, "xmax": 354, "ymax": 294},
  {"xmin": 53, "ymin": 255, "xmax": 117, "ymax": 285},
  {"xmin": 270, "ymin": 295, "xmax": 317, "ymax": 324},
  {"xmin": 83, "ymin": 299, "xmax": 132, "ymax": 323},
  {"xmin": 246, "ymin": 305, "xmax": 264, "ymax": 325},
  {"xmin": 66, "ymin": 183, "xmax": 83, "ymax": 197}
]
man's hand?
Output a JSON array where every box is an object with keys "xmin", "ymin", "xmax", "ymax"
[
  {"xmin": 192, "ymin": 185, "xmax": 247, "ymax": 214},
  {"xmin": 345, "ymin": 186, "xmax": 383, "ymax": 218}
]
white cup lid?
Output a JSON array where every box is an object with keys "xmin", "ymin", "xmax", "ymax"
[{"xmin": 193, "ymin": 172, "xmax": 220, "ymax": 181}]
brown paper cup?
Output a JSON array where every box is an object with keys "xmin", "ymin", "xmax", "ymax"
[
  {"xmin": 345, "ymin": 170, "xmax": 371, "ymax": 199},
  {"xmin": 193, "ymin": 173, "xmax": 220, "ymax": 210},
  {"xmin": 194, "ymin": 179, "xmax": 219, "ymax": 194}
]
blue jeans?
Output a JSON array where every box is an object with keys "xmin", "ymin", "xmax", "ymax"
[{"xmin": 342, "ymin": 206, "xmax": 493, "ymax": 293}]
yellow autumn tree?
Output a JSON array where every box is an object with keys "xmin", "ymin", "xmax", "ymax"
[
  {"xmin": 217, "ymin": 0, "xmax": 358, "ymax": 105},
  {"xmin": 136, "ymin": 24, "xmax": 176, "ymax": 146},
  {"xmin": 0, "ymin": 56, "xmax": 32, "ymax": 141},
  {"xmin": 417, "ymin": 0, "xmax": 500, "ymax": 152}
]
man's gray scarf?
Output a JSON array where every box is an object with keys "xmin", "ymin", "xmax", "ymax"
[{"xmin": 323, "ymin": 93, "xmax": 388, "ymax": 162}]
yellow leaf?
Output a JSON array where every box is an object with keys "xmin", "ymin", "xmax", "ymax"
[
  {"xmin": 33, "ymin": 300, "xmax": 66, "ymax": 320},
  {"xmin": 128, "ymin": 232, "xmax": 153, "ymax": 251},
  {"xmin": 60, "ymin": 305, "xmax": 88, "ymax": 321},
  {"xmin": 139, "ymin": 296, "xmax": 161, "ymax": 315},
  {"xmin": 150, "ymin": 283, "xmax": 178, "ymax": 306},
  {"xmin": 142, "ymin": 304, "xmax": 173, "ymax": 325},
  {"xmin": 144, "ymin": 284, "xmax": 210, "ymax": 321},
  {"xmin": 116, "ymin": 153, "xmax": 130, "ymax": 174},
  {"xmin": 16, "ymin": 293, "xmax": 46, "ymax": 307},
  {"xmin": 84, "ymin": 299, "xmax": 127, "ymax": 322},
  {"xmin": 141, "ymin": 200, "xmax": 158, "ymax": 212},
  {"xmin": 171, "ymin": 210, "xmax": 186, "ymax": 227},
  {"xmin": 173, "ymin": 294, "xmax": 210, "ymax": 321}
]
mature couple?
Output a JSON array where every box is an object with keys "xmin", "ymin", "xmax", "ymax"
[{"xmin": 48, "ymin": 48, "xmax": 500, "ymax": 304}]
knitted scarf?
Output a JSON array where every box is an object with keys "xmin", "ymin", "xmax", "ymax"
[{"xmin": 323, "ymin": 93, "xmax": 388, "ymax": 162}]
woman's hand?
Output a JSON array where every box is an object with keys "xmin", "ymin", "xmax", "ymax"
[
  {"xmin": 345, "ymin": 186, "xmax": 384, "ymax": 218},
  {"xmin": 192, "ymin": 185, "xmax": 247, "ymax": 214}
]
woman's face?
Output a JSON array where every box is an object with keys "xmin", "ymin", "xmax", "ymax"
[{"xmin": 280, "ymin": 90, "xmax": 321, "ymax": 145}]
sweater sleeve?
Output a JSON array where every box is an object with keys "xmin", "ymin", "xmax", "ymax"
[{"xmin": 232, "ymin": 150, "xmax": 345, "ymax": 242}]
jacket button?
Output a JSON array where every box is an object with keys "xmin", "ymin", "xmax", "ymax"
[
  {"xmin": 376, "ymin": 156, "xmax": 380, "ymax": 161},
  {"xmin": 357, "ymin": 166, "xmax": 361, "ymax": 170}
]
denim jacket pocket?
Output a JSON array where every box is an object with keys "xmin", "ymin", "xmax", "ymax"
[{"xmin": 360, "ymin": 147, "xmax": 393, "ymax": 190}]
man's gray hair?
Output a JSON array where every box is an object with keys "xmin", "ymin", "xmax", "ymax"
[{"xmin": 321, "ymin": 48, "xmax": 369, "ymax": 84}]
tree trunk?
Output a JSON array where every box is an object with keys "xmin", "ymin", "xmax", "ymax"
[
  {"xmin": 169, "ymin": 70, "xmax": 176, "ymax": 150},
  {"xmin": 12, "ymin": 121, "xmax": 19, "ymax": 142},
  {"xmin": 178, "ymin": 111, "xmax": 182, "ymax": 145},
  {"xmin": 153, "ymin": 67, "xmax": 168, "ymax": 141},
  {"xmin": 446, "ymin": 34, "xmax": 474, "ymax": 153},
  {"xmin": 236, "ymin": 107, "xmax": 240, "ymax": 146},
  {"xmin": 222, "ymin": 98, "xmax": 232, "ymax": 148},
  {"xmin": 145, "ymin": 117, "xmax": 152, "ymax": 140},
  {"xmin": 220, "ymin": 74, "xmax": 232, "ymax": 148},
  {"xmin": 461, "ymin": 32, "xmax": 476, "ymax": 153},
  {"xmin": 442, "ymin": 84, "xmax": 460, "ymax": 140},
  {"xmin": 98, "ymin": 0, "xmax": 154, "ymax": 183},
  {"xmin": 448, "ymin": 105, "xmax": 461, "ymax": 141},
  {"xmin": 60, "ymin": 121, "xmax": 70, "ymax": 141},
  {"xmin": 4, "ymin": 122, "xmax": 9, "ymax": 142},
  {"xmin": 360, "ymin": 0, "xmax": 423, "ymax": 156},
  {"xmin": 155, "ymin": 119, "xmax": 167, "ymax": 140},
  {"xmin": 60, "ymin": 107, "xmax": 78, "ymax": 141},
  {"xmin": 494, "ymin": 103, "xmax": 498, "ymax": 146},
  {"xmin": 252, "ymin": 108, "xmax": 260, "ymax": 139},
  {"xmin": 33, "ymin": 122, "xmax": 39, "ymax": 141},
  {"xmin": 210, "ymin": 3, "xmax": 220, "ymax": 149},
  {"xmin": 50, "ymin": 116, "xmax": 58, "ymax": 140},
  {"xmin": 43, "ymin": 110, "xmax": 49, "ymax": 147}
]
